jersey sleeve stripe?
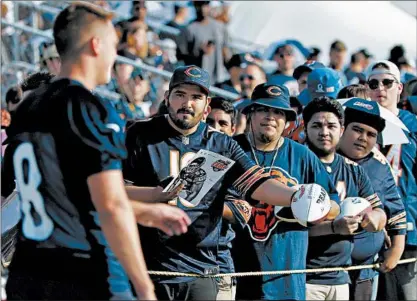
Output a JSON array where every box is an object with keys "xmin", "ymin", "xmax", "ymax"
[
  {"xmin": 233, "ymin": 165, "xmax": 259, "ymax": 187},
  {"xmin": 388, "ymin": 212, "xmax": 407, "ymax": 225}
]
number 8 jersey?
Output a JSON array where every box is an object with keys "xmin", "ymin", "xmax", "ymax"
[{"xmin": 1, "ymin": 79, "xmax": 133, "ymax": 299}]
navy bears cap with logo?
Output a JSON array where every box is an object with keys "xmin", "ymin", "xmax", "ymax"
[
  {"xmin": 242, "ymin": 83, "xmax": 297, "ymax": 121},
  {"xmin": 169, "ymin": 65, "xmax": 211, "ymax": 94}
]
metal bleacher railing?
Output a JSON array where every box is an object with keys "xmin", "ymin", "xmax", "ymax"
[{"xmin": 1, "ymin": 1, "xmax": 247, "ymax": 101}]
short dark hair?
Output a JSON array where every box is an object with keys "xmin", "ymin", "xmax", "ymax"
[
  {"xmin": 350, "ymin": 52, "xmax": 363, "ymax": 64},
  {"xmin": 53, "ymin": 1, "xmax": 114, "ymax": 59},
  {"xmin": 330, "ymin": 40, "xmax": 347, "ymax": 52},
  {"xmin": 209, "ymin": 97, "xmax": 237, "ymax": 126},
  {"xmin": 337, "ymin": 84, "xmax": 368, "ymax": 99},
  {"xmin": 303, "ymin": 96, "xmax": 345, "ymax": 127}
]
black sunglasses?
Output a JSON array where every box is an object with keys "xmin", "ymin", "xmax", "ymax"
[
  {"xmin": 367, "ymin": 79, "xmax": 397, "ymax": 90},
  {"xmin": 240, "ymin": 74, "xmax": 254, "ymax": 81},
  {"xmin": 253, "ymin": 106, "xmax": 285, "ymax": 116},
  {"xmin": 278, "ymin": 51, "xmax": 293, "ymax": 58}
]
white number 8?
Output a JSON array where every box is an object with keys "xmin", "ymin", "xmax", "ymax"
[{"xmin": 13, "ymin": 142, "xmax": 54, "ymax": 241}]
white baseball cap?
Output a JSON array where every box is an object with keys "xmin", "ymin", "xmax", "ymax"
[{"xmin": 366, "ymin": 60, "xmax": 401, "ymax": 83}]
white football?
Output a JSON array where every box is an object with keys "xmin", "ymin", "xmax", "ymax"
[
  {"xmin": 291, "ymin": 184, "xmax": 331, "ymax": 227},
  {"xmin": 339, "ymin": 197, "xmax": 372, "ymax": 218}
]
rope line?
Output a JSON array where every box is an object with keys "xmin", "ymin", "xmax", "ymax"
[{"xmin": 148, "ymin": 258, "xmax": 417, "ymax": 278}]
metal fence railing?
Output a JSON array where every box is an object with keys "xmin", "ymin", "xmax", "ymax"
[{"xmin": 1, "ymin": 18, "xmax": 240, "ymax": 101}]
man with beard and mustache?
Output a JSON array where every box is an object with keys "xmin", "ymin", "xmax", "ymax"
[
  {"xmin": 303, "ymin": 97, "xmax": 386, "ymax": 301},
  {"xmin": 365, "ymin": 60, "xmax": 416, "ymax": 301},
  {"xmin": 228, "ymin": 84, "xmax": 339, "ymax": 301},
  {"xmin": 122, "ymin": 66, "xmax": 339, "ymax": 300}
]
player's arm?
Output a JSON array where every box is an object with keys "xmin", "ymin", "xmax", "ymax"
[
  {"xmin": 376, "ymin": 164, "xmax": 406, "ymax": 272},
  {"xmin": 358, "ymin": 169, "xmax": 387, "ymax": 232},
  {"xmin": 88, "ymin": 170, "xmax": 155, "ymax": 299},
  {"xmin": 223, "ymin": 193, "xmax": 252, "ymax": 226}
]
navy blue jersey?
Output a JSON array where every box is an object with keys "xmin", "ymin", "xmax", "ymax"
[
  {"xmin": 217, "ymin": 198, "xmax": 253, "ymax": 274},
  {"xmin": 348, "ymin": 148, "xmax": 407, "ymax": 280},
  {"xmin": 307, "ymin": 154, "xmax": 379, "ymax": 285},
  {"xmin": 380, "ymin": 109, "xmax": 417, "ymax": 246},
  {"xmin": 3, "ymin": 79, "xmax": 133, "ymax": 299},
  {"xmin": 123, "ymin": 117, "xmax": 270, "ymax": 283},
  {"xmin": 229, "ymin": 135, "xmax": 338, "ymax": 301}
]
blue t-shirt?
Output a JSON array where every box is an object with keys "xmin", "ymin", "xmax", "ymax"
[{"xmin": 230, "ymin": 135, "xmax": 338, "ymax": 301}]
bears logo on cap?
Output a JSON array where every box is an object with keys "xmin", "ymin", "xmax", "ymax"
[
  {"xmin": 266, "ymin": 86, "xmax": 282, "ymax": 96},
  {"xmin": 184, "ymin": 66, "xmax": 202, "ymax": 78}
]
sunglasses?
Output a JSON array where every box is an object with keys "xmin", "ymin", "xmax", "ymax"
[
  {"xmin": 240, "ymin": 74, "xmax": 254, "ymax": 81},
  {"xmin": 278, "ymin": 51, "xmax": 294, "ymax": 58},
  {"xmin": 367, "ymin": 79, "xmax": 397, "ymax": 90}
]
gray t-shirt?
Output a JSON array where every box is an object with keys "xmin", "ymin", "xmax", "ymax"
[{"xmin": 178, "ymin": 18, "xmax": 228, "ymax": 83}]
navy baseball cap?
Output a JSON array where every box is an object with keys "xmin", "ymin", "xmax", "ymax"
[
  {"xmin": 169, "ymin": 65, "xmax": 211, "ymax": 94},
  {"xmin": 297, "ymin": 68, "xmax": 343, "ymax": 106},
  {"xmin": 293, "ymin": 61, "xmax": 326, "ymax": 80},
  {"xmin": 242, "ymin": 84, "xmax": 296, "ymax": 121}
]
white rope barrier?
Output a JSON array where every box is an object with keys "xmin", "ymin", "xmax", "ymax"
[{"xmin": 148, "ymin": 258, "xmax": 417, "ymax": 278}]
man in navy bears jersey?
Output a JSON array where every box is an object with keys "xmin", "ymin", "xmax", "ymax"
[
  {"xmin": 364, "ymin": 60, "xmax": 417, "ymax": 301},
  {"xmin": 223, "ymin": 84, "xmax": 339, "ymax": 301},
  {"xmin": 122, "ymin": 66, "xmax": 338, "ymax": 300},
  {"xmin": 302, "ymin": 97, "xmax": 386, "ymax": 301},
  {"xmin": 338, "ymin": 99, "xmax": 409, "ymax": 300},
  {"xmin": 2, "ymin": 2, "xmax": 192, "ymax": 300},
  {"xmin": 205, "ymin": 97, "xmax": 242, "ymax": 300}
]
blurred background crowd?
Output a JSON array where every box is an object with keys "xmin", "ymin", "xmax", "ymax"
[{"xmin": 1, "ymin": 0, "xmax": 416, "ymax": 128}]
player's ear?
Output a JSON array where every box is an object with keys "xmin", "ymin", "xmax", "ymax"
[
  {"xmin": 340, "ymin": 126, "xmax": 345, "ymax": 138},
  {"xmin": 397, "ymin": 83, "xmax": 403, "ymax": 101},
  {"xmin": 164, "ymin": 90, "xmax": 170, "ymax": 105},
  {"xmin": 285, "ymin": 122, "xmax": 290, "ymax": 130},
  {"xmin": 91, "ymin": 37, "xmax": 101, "ymax": 56}
]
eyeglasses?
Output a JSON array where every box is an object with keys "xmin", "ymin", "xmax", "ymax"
[
  {"xmin": 240, "ymin": 74, "xmax": 254, "ymax": 81},
  {"xmin": 367, "ymin": 79, "xmax": 397, "ymax": 90}
]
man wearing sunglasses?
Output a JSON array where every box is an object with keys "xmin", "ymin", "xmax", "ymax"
[{"xmin": 367, "ymin": 60, "xmax": 417, "ymax": 301}]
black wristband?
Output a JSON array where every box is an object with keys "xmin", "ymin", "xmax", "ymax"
[
  {"xmin": 331, "ymin": 220, "xmax": 336, "ymax": 234},
  {"xmin": 290, "ymin": 190, "xmax": 297, "ymax": 202}
]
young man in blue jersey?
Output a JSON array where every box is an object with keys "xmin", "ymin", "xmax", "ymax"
[
  {"xmin": 362, "ymin": 59, "xmax": 415, "ymax": 300},
  {"xmin": 3, "ymin": 2, "xmax": 191, "ymax": 300},
  {"xmin": 367, "ymin": 60, "xmax": 417, "ymax": 301},
  {"xmin": 226, "ymin": 84, "xmax": 339, "ymax": 300},
  {"xmin": 303, "ymin": 97, "xmax": 387, "ymax": 300},
  {"xmin": 205, "ymin": 96, "xmax": 238, "ymax": 300},
  {"xmin": 338, "ymin": 100, "xmax": 407, "ymax": 300},
  {"xmin": 123, "ymin": 67, "xmax": 337, "ymax": 300}
]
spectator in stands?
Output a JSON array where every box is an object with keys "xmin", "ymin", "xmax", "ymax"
[
  {"xmin": 308, "ymin": 47, "xmax": 321, "ymax": 61},
  {"xmin": 293, "ymin": 61, "xmax": 326, "ymax": 93},
  {"xmin": 39, "ymin": 42, "xmax": 61, "ymax": 75},
  {"xmin": 268, "ymin": 43, "xmax": 298, "ymax": 95},
  {"xmin": 240, "ymin": 63, "xmax": 267, "ymax": 99},
  {"xmin": 358, "ymin": 48, "xmax": 373, "ymax": 70},
  {"xmin": 131, "ymin": 0, "xmax": 147, "ymax": 25},
  {"xmin": 165, "ymin": 3, "xmax": 188, "ymax": 30},
  {"xmin": 215, "ymin": 53, "xmax": 246, "ymax": 95},
  {"xmin": 119, "ymin": 22, "xmax": 148, "ymax": 60},
  {"xmin": 329, "ymin": 40, "xmax": 348, "ymax": 84},
  {"xmin": 344, "ymin": 52, "xmax": 366, "ymax": 85},
  {"xmin": 177, "ymin": 1, "xmax": 230, "ymax": 84},
  {"xmin": 125, "ymin": 68, "xmax": 150, "ymax": 119},
  {"xmin": 337, "ymin": 84, "xmax": 369, "ymax": 99}
]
